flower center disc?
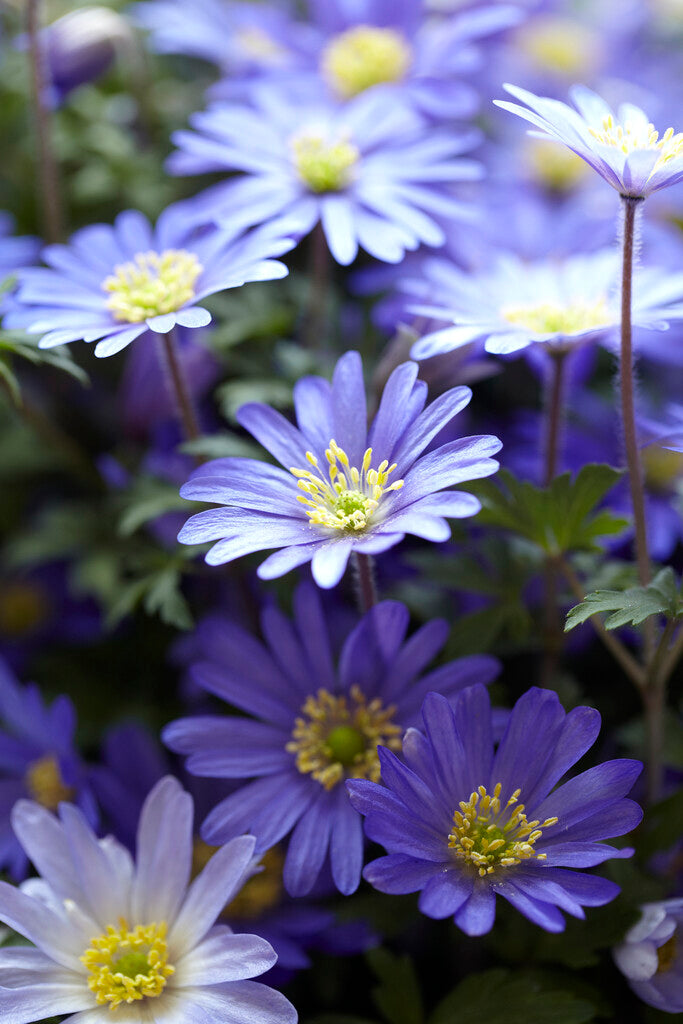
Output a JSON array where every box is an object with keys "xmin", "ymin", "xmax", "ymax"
[
  {"xmin": 589, "ymin": 115, "xmax": 683, "ymax": 170},
  {"xmin": 25, "ymin": 754, "xmax": 75, "ymax": 810},
  {"xmin": 287, "ymin": 685, "xmax": 402, "ymax": 789},
  {"xmin": 322, "ymin": 25, "xmax": 412, "ymax": 98},
  {"xmin": 81, "ymin": 919, "xmax": 174, "ymax": 1009},
  {"xmin": 502, "ymin": 297, "xmax": 610, "ymax": 337},
  {"xmin": 103, "ymin": 249, "xmax": 202, "ymax": 322},
  {"xmin": 447, "ymin": 783, "xmax": 558, "ymax": 876},
  {"xmin": 292, "ymin": 135, "xmax": 359, "ymax": 193}
]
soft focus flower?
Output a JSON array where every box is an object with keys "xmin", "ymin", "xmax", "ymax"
[
  {"xmin": 178, "ymin": 350, "xmax": 501, "ymax": 588},
  {"xmin": 0, "ymin": 776, "xmax": 297, "ymax": 1024},
  {"xmin": 164, "ymin": 585, "xmax": 500, "ymax": 895},
  {"xmin": 613, "ymin": 898, "xmax": 683, "ymax": 1013},
  {"xmin": 168, "ymin": 88, "xmax": 481, "ymax": 265},
  {"xmin": 0, "ymin": 212, "xmax": 41, "ymax": 281},
  {"xmin": 406, "ymin": 249, "xmax": 683, "ymax": 360},
  {"xmin": 348, "ymin": 685, "xmax": 642, "ymax": 935},
  {"xmin": 0, "ymin": 658, "xmax": 96, "ymax": 880},
  {"xmin": 43, "ymin": 7, "xmax": 133, "ymax": 104},
  {"xmin": 3, "ymin": 205, "xmax": 294, "ymax": 357},
  {"xmin": 495, "ymin": 84, "xmax": 683, "ymax": 198}
]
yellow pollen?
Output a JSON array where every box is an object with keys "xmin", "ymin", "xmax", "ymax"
[
  {"xmin": 656, "ymin": 934, "xmax": 677, "ymax": 974},
  {"xmin": 501, "ymin": 297, "xmax": 611, "ymax": 337},
  {"xmin": 525, "ymin": 138, "xmax": 589, "ymax": 191},
  {"xmin": 292, "ymin": 135, "xmax": 359, "ymax": 193},
  {"xmin": 25, "ymin": 755, "xmax": 75, "ymax": 811},
  {"xmin": 588, "ymin": 114, "xmax": 683, "ymax": 173},
  {"xmin": 321, "ymin": 25, "xmax": 412, "ymax": 98},
  {"xmin": 81, "ymin": 919, "xmax": 174, "ymax": 1009},
  {"xmin": 286, "ymin": 685, "xmax": 402, "ymax": 790},
  {"xmin": 103, "ymin": 249, "xmax": 202, "ymax": 323},
  {"xmin": 447, "ymin": 783, "xmax": 558, "ymax": 877},
  {"xmin": 517, "ymin": 17, "xmax": 601, "ymax": 76},
  {"xmin": 642, "ymin": 446, "xmax": 683, "ymax": 493},
  {"xmin": 192, "ymin": 841, "xmax": 284, "ymax": 920},
  {"xmin": 290, "ymin": 441, "xmax": 404, "ymax": 532}
]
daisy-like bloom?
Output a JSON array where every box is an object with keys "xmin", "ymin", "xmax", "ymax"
[
  {"xmin": 0, "ymin": 776, "xmax": 298, "ymax": 1024},
  {"xmin": 178, "ymin": 350, "xmax": 501, "ymax": 588},
  {"xmin": 494, "ymin": 84, "xmax": 683, "ymax": 199},
  {"xmin": 163, "ymin": 584, "xmax": 500, "ymax": 896},
  {"xmin": 0, "ymin": 658, "xmax": 96, "ymax": 881},
  {"xmin": 0, "ymin": 212, "xmax": 41, "ymax": 281},
  {"xmin": 347, "ymin": 685, "xmax": 643, "ymax": 936},
  {"xmin": 613, "ymin": 898, "xmax": 683, "ymax": 1013},
  {"xmin": 168, "ymin": 88, "xmax": 482, "ymax": 265},
  {"xmin": 2, "ymin": 204, "xmax": 294, "ymax": 357},
  {"xmin": 406, "ymin": 249, "xmax": 683, "ymax": 360}
]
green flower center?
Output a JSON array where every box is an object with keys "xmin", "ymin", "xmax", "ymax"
[
  {"xmin": 501, "ymin": 297, "xmax": 611, "ymax": 337},
  {"xmin": 103, "ymin": 249, "xmax": 202, "ymax": 323},
  {"xmin": 292, "ymin": 135, "xmax": 359, "ymax": 193},
  {"xmin": 448, "ymin": 783, "xmax": 558, "ymax": 877},
  {"xmin": 113, "ymin": 952, "xmax": 151, "ymax": 980},
  {"xmin": 321, "ymin": 25, "xmax": 412, "ymax": 98}
]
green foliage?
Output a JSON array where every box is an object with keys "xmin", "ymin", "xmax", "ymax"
[
  {"xmin": 565, "ymin": 567, "xmax": 683, "ymax": 631},
  {"xmin": 430, "ymin": 968, "xmax": 596, "ymax": 1024},
  {"xmin": 0, "ymin": 331, "xmax": 89, "ymax": 404},
  {"xmin": 367, "ymin": 949, "xmax": 424, "ymax": 1024},
  {"xmin": 473, "ymin": 465, "xmax": 628, "ymax": 556},
  {"xmin": 117, "ymin": 476, "xmax": 189, "ymax": 537}
]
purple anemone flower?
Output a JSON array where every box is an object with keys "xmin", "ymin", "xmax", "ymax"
[
  {"xmin": 0, "ymin": 212, "xmax": 41, "ymax": 280},
  {"xmin": 178, "ymin": 350, "xmax": 501, "ymax": 588},
  {"xmin": 3, "ymin": 204, "xmax": 294, "ymax": 357},
  {"xmin": 347, "ymin": 685, "xmax": 642, "ymax": 936},
  {"xmin": 0, "ymin": 658, "xmax": 96, "ymax": 881},
  {"xmin": 495, "ymin": 84, "xmax": 683, "ymax": 199},
  {"xmin": 168, "ymin": 88, "xmax": 482, "ymax": 265},
  {"xmin": 163, "ymin": 585, "xmax": 500, "ymax": 896},
  {"xmin": 0, "ymin": 777, "xmax": 297, "ymax": 1024},
  {"xmin": 613, "ymin": 898, "xmax": 683, "ymax": 1013}
]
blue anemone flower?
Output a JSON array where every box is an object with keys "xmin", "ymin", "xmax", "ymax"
[
  {"xmin": 614, "ymin": 898, "xmax": 683, "ymax": 1013},
  {"xmin": 347, "ymin": 685, "xmax": 643, "ymax": 936},
  {"xmin": 168, "ymin": 88, "xmax": 482, "ymax": 265},
  {"xmin": 163, "ymin": 585, "xmax": 500, "ymax": 896},
  {"xmin": 3, "ymin": 204, "xmax": 294, "ymax": 357},
  {"xmin": 495, "ymin": 84, "xmax": 683, "ymax": 199},
  {"xmin": 178, "ymin": 350, "xmax": 501, "ymax": 588}
]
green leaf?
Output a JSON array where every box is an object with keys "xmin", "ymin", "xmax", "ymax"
[
  {"xmin": 0, "ymin": 332, "xmax": 90, "ymax": 402},
  {"xmin": 117, "ymin": 477, "xmax": 189, "ymax": 537},
  {"xmin": 565, "ymin": 567, "xmax": 682, "ymax": 631},
  {"xmin": 430, "ymin": 968, "xmax": 595, "ymax": 1024},
  {"xmin": 179, "ymin": 432, "xmax": 262, "ymax": 460},
  {"xmin": 473, "ymin": 465, "xmax": 628, "ymax": 556},
  {"xmin": 106, "ymin": 565, "xmax": 193, "ymax": 631},
  {"xmin": 367, "ymin": 949, "xmax": 423, "ymax": 1024}
]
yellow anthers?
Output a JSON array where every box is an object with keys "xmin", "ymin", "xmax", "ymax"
[
  {"xmin": 642, "ymin": 446, "xmax": 683, "ymax": 493},
  {"xmin": 589, "ymin": 115, "xmax": 683, "ymax": 170},
  {"xmin": 25, "ymin": 755, "xmax": 74, "ymax": 811},
  {"xmin": 517, "ymin": 17, "xmax": 600, "ymax": 76},
  {"xmin": 290, "ymin": 441, "xmax": 404, "ymax": 532},
  {"xmin": 657, "ymin": 934, "xmax": 677, "ymax": 973},
  {"xmin": 192, "ymin": 841, "xmax": 284, "ymax": 920},
  {"xmin": 81, "ymin": 919, "xmax": 174, "ymax": 1009},
  {"xmin": 525, "ymin": 138, "xmax": 589, "ymax": 191},
  {"xmin": 286, "ymin": 685, "xmax": 402, "ymax": 790},
  {"xmin": 501, "ymin": 297, "xmax": 611, "ymax": 336},
  {"xmin": 103, "ymin": 249, "xmax": 202, "ymax": 323},
  {"xmin": 292, "ymin": 135, "xmax": 359, "ymax": 193},
  {"xmin": 321, "ymin": 25, "xmax": 412, "ymax": 98},
  {"xmin": 448, "ymin": 783, "xmax": 558, "ymax": 877}
]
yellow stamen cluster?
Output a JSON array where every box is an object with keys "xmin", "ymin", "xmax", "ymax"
[
  {"xmin": 0, "ymin": 582, "xmax": 47, "ymax": 636},
  {"xmin": 192, "ymin": 841, "xmax": 284, "ymax": 920},
  {"xmin": 81, "ymin": 919, "xmax": 174, "ymax": 1009},
  {"xmin": 589, "ymin": 115, "xmax": 683, "ymax": 171},
  {"xmin": 518, "ymin": 17, "xmax": 600, "ymax": 76},
  {"xmin": 448, "ymin": 783, "xmax": 558, "ymax": 877},
  {"xmin": 657, "ymin": 934, "xmax": 677, "ymax": 973},
  {"xmin": 25, "ymin": 755, "xmax": 74, "ymax": 810},
  {"xmin": 290, "ymin": 441, "xmax": 404, "ymax": 532},
  {"xmin": 501, "ymin": 297, "xmax": 611, "ymax": 337},
  {"xmin": 103, "ymin": 249, "xmax": 202, "ymax": 323},
  {"xmin": 642, "ymin": 446, "xmax": 683, "ymax": 493},
  {"xmin": 287, "ymin": 685, "xmax": 402, "ymax": 790},
  {"xmin": 525, "ymin": 138, "xmax": 589, "ymax": 191},
  {"xmin": 292, "ymin": 135, "xmax": 359, "ymax": 193},
  {"xmin": 321, "ymin": 25, "xmax": 412, "ymax": 98}
]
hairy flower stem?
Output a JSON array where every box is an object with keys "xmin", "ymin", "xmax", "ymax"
[
  {"xmin": 158, "ymin": 330, "xmax": 201, "ymax": 443},
  {"xmin": 540, "ymin": 351, "xmax": 567, "ymax": 686},
  {"xmin": 304, "ymin": 223, "xmax": 331, "ymax": 350},
  {"xmin": 353, "ymin": 552, "xmax": 377, "ymax": 613},
  {"xmin": 26, "ymin": 0, "xmax": 63, "ymax": 243}
]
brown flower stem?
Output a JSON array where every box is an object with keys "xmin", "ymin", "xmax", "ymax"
[
  {"xmin": 158, "ymin": 330, "xmax": 201, "ymax": 443},
  {"xmin": 353, "ymin": 552, "xmax": 377, "ymax": 613},
  {"xmin": 304, "ymin": 223, "xmax": 331, "ymax": 350},
  {"xmin": 26, "ymin": 0, "xmax": 63, "ymax": 243}
]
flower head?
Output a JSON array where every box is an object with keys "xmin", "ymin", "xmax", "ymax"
[
  {"xmin": 0, "ymin": 776, "xmax": 297, "ymax": 1024},
  {"xmin": 163, "ymin": 584, "xmax": 500, "ymax": 896},
  {"xmin": 178, "ymin": 350, "xmax": 501, "ymax": 588},
  {"xmin": 168, "ymin": 88, "xmax": 482, "ymax": 265},
  {"xmin": 3, "ymin": 205, "xmax": 294, "ymax": 357},
  {"xmin": 614, "ymin": 899, "xmax": 683, "ymax": 1013},
  {"xmin": 495, "ymin": 84, "xmax": 683, "ymax": 198},
  {"xmin": 348, "ymin": 685, "xmax": 642, "ymax": 935}
]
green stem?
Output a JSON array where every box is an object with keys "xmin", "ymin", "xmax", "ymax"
[{"xmin": 304, "ymin": 223, "xmax": 331, "ymax": 350}]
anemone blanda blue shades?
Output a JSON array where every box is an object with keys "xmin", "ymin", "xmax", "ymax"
[
  {"xmin": 178, "ymin": 350, "xmax": 502, "ymax": 588},
  {"xmin": 0, "ymin": 776, "xmax": 297, "ymax": 1024},
  {"xmin": 3, "ymin": 204, "xmax": 294, "ymax": 357},
  {"xmin": 168, "ymin": 88, "xmax": 482, "ymax": 265},
  {"xmin": 495, "ymin": 84, "xmax": 683, "ymax": 199},
  {"xmin": 347, "ymin": 685, "xmax": 642, "ymax": 936},
  {"xmin": 163, "ymin": 586, "xmax": 500, "ymax": 896},
  {"xmin": 405, "ymin": 249, "xmax": 683, "ymax": 360},
  {"xmin": 613, "ymin": 899, "xmax": 683, "ymax": 1013}
]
